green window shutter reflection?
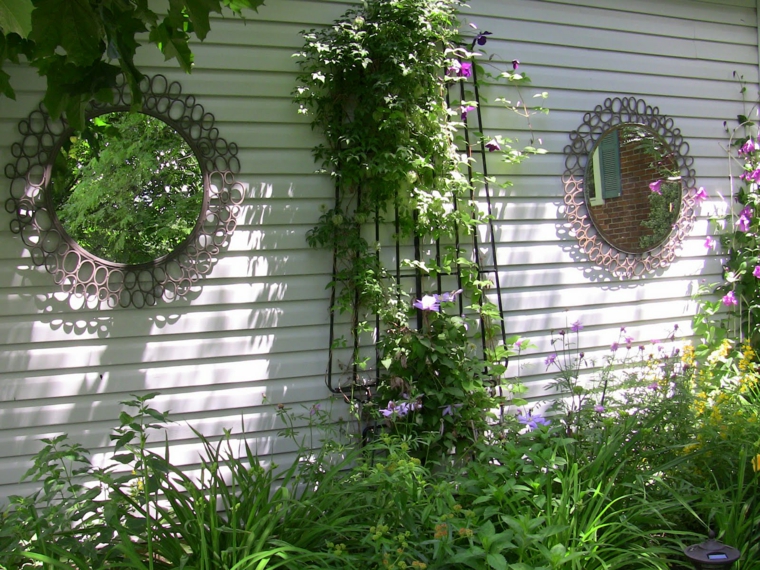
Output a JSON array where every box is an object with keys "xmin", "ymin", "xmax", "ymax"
[{"xmin": 599, "ymin": 129, "xmax": 622, "ymax": 199}]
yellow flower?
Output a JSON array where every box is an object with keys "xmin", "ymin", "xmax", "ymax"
[{"xmin": 752, "ymin": 454, "xmax": 760, "ymax": 472}]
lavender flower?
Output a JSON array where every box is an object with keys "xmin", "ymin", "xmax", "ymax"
[
  {"xmin": 624, "ymin": 335, "xmax": 634, "ymax": 349},
  {"xmin": 610, "ymin": 342, "xmax": 619, "ymax": 352},
  {"xmin": 594, "ymin": 405, "xmax": 605, "ymax": 413},
  {"xmin": 434, "ymin": 289, "xmax": 463, "ymax": 303},
  {"xmin": 517, "ymin": 412, "xmax": 550, "ymax": 430},
  {"xmin": 413, "ymin": 295, "xmax": 440, "ymax": 312},
  {"xmin": 440, "ymin": 403, "xmax": 462, "ymax": 416},
  {"xmin": 571, "ymin": 320, "xmax": 583, "ymax": 333},
  {"xmin": 544, "ymin": 353, "xmax": 557, "ymax": 367}
]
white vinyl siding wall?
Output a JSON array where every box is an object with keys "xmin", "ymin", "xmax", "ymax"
[{"xmin": 0, "ymin": 0, "xmax": 754, "ymax": 497}]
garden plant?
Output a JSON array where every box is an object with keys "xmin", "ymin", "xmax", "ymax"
[{"xmin": 2, "ymin": 1, "xmax": 760, "ymax": 569}]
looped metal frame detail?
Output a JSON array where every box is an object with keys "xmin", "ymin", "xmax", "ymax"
[
  {"xmin": 4, "ymin": 74, "xmax": 244, "ymax": 308},
  {"xmin": 562, "ymin": 96, "xmax": 698, "ymax": 279}
]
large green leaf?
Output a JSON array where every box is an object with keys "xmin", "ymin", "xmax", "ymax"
[
  {"xmin": 0, "ymin": 0, "xmax": 33, "ymax": 37},
  {"xmin": 149, "ymin": 20, "xmax": 193, "ymax": 72},
  {"xmin": 30, "ymin": 0, "xmax": 104, "ymax": 65},
  {"xmin": 184, "ymin": 0, "xmax": 222, "ymax": 40}
]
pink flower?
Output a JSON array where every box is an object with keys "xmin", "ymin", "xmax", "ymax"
[
  {"xmin": 649, "ymin": 180, "xmax": 663, "ymax": 195},
  {"xmin": 722, "ymin": 291, "xmax": 738, "ymax": 306},
  {"xmin": 739, "ymin": 137, "xmax": 758, "ymax": 155},
  {"xmin": 740, "ymin": 169, "xmax": 760, "ymax": 183},
  {"xmin": 594, "ymin": 405, "xmax": 605, "ymax": 413},
  {"xmin": 460, "ymin": 61, "xmax": 473, "ymax": 78},
  {"xmin": 754, "ymin": 266, "xmax": 760, "ymax": 279},
  {"xmin": 737, "ymin": 214, "xmax": 751, "ymax": 232},
  {"xmin": 694, "ymin": 187, "xmax": 708, "ymax": 203},
  {"xmin": 704, "ymin": 236, "xmax": 716, "ymax": 249}
]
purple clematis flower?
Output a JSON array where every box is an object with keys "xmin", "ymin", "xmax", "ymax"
[
  {"xmin": 434, "ymin": 289, "xmax": 463, "ymax": 303},
  {"xmin": 737, "ymin": 213, "xmax": 751, "ymax": 233},
  {"xmin": 440, "ymin": 403, "xmax": 462, "ymax": 416},
  {"xmin": 517, "ymin": 412, "xmax": 550, "ymax": 430},
  {"xmin": 571, "ymin": 320, "xmax": 583, "ymax": 333},
  {"xmin": 485, "ymin": 138, "xmax": 501, "ymax": 152},
  {"xmin": 649, "ymin": 180, "xmax": 663, "ymax": 195},
  {"xmin": 512, "ymin": 59, "xmax": 520, "ymax": 70},
  {"xmin": 723, "ymin": 291, "xmax": 738, "ymax": 306},
  {"xmin": 461, "ymin": 105, "xmax": 476, "ymax": 121},
  {"xmin": 460, "ymin": 61, "xmax": 473, "ymax": 78},
  {"xmin": 473, "ymin": 30, "xmax": 492, "ymax": 46},
  {"xmin": 705, "ymin": 236, "xmax": 716, "ymax": 249},
  {"xmin": 754, "ymin": 265, "xmax": 760, "ymax": 279},
  {"xmin": 694, "ymin": 187, "xmax": 708, "ymax": 203},
  {"xmin": 413, "ymin": 295, "xmax": 440, "ymax": 312},
  {"xmin": 741, "ymin": 168, "xmax": 760, "ymax": 183},
  {"xmin": 739, "ymin": 137, "xmax": 758, "ymax": 155}
]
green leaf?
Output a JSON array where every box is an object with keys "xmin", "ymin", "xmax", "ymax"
[
  {"xmin": 223, "ymin": 0, "xmax": 266, "ymax": 13},
  {"xmin": 184, "ymin": 0, "xmax": 222, "ymax": 40},
  {"xmin": 30, "ymin": 0, "xmax": 104, "ymax": 65},
  {"xmin": 0, "ymin": 0, "xmax": 33, "ymax": 37},
  {"xmin": 149, "ymin": 20, "xmax": 193, "ymax": 72},
  {"xmin": 0, "ymin": 66, "xmax": 15, "ymax": 98}
]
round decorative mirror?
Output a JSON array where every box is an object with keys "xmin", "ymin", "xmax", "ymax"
[
  {"xmin": 563, "ymin": 97, "xmax": 699, "ymax": 278},
  {"xmin": 5, "ymin": 75, "xmax": 244, "ymax": 308}
]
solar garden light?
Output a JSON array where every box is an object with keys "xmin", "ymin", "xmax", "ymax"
[{"xmin": 683, "ymin": 530, "xmax": 741, "ymax": 569}]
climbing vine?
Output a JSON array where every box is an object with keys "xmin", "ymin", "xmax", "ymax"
[{"xmin": 294, "ymin": 0, "xmax": 546, "ymax": 458}]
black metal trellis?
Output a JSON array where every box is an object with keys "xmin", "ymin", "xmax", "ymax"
[{"xmin": 323, "ymin": 59, "xmax": 509, "ymax": 423}]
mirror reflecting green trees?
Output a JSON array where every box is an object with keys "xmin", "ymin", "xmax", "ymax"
[
  {"xmin": 49, "ymin": 112, "xmax": 204, "ymax": 265},
  {"xmin": 585, "ymin": 124, "xmax": 681, "ymax": 254}
]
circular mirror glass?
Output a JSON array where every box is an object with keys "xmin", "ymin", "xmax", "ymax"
[
  {"xmin": 48, "ymin": 112, "xmax": 204, "ymax": 265},
  {"xmin": 584, "ymin": 123, "xmax": 682, "ymax": 254}
]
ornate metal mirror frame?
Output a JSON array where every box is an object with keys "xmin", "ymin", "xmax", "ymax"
[
  {"xmin": 562, "ymin": 97, "xmax": 699, "ymax": 278},
  {"xmin": 5, "ymin": 74, "xmax": 244, "ymax": 308}
]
